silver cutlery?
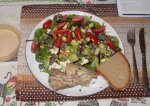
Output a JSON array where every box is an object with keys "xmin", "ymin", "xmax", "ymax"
[
  {"xmin": 73, "ymin": 0, "xmax": 101, "ymax": 16},
  {"xmin": 127, "ymin": 27, "xmax": 139, "ymax": 83},
  {"xmin": 139, "ymin": 28, "xmax": 149, "ymax": 95}
]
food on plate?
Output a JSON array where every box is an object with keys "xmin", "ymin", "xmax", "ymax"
[
  {"xmin": 96, "ymin": 52, "xmax": 131, "ymax": 91},
  {"xmin": 0, "ymin": 23, "xmax": 20, "ymax": 61},
  {"xmin": 31, "ymin": 13, "xmax": 122, "ymax": 90},
  {"xmin": 49, "ymin": 63, "xmax": 96, "ymax": 91}
]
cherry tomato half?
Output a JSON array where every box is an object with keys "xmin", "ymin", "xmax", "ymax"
[
  {"xmin": 86, "ymin": 32, "xmax": 98, "ymax": 44},
  {"xmin": 53, "ymin": 29, "xmax": 69, "ymax": 36},
  {"xmin": 43, "ymin": 19, "xmax": 53, "ymax": 29},
  {"xmin": 54, "ymin": 36, "xmax": 62, "ymax": 47},
  {"xmin": 72, "ymin": 16, "xmax": 84, "ymax": 23},
  {"xmin": 57, "ymin": 22, "xmax": 67, "ymax": 30},
  {"xmin": 74, "ymin": 28, "xmax": 82, "ymax": 40},
  {"xmin": 66, "ymin": 31, "xmax": 72, "ymax": 43},
  {"xmin": 31, "ymin": 41, "xmax": 40, "ymax": 52},
  {"xmin": 106, "ymin": 39, "xmax": 116, "ymax": 51},
  {"xmin": 93, "ymin": 26, "xmax": 105, "ymax": 34}
]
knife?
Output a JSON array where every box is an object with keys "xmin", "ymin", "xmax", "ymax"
[{"xmin": 139, "ymin": 28, "xmax": 149, "ymax": 94}]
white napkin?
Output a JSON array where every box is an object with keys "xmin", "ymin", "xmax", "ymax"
[{"xmin": 117, "ymin": 0, "xmax": 150, "ymax": 17}]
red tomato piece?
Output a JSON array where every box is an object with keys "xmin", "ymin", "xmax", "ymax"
[
  {"xmin": 61, "ymin": 15, "xmax": 68, "ymax": 22},
  {"xmin": 54, "ymin": 36, "xmax": 62, "ymax": 47},
  {"xmin": 66, "ymin": 31, "xmax": 72, "ymax": 43},
  {"xmin": 106, "ymin": 39, "xmax": 116, "ymax": 51},
  {"xmin": 57, "ymin": 22, "xmax": 67, "ymax": 30},
  {"xmin": 31, "ymin": 41, "xmax": 40, "ymax": 52},
  {"xmin": 42, "ymin": 19, "xmax": 53, "ymax": 29},
  {"xmin": 86, "ymin": 32, "xmax": 98, "ymax": 44},
  {"xmin": 74, "ymin": 28, "xmax": 82, "ymax": 40},
  {"xmin": 72, "ymin": 16, "xmax": 84, "ymax": 23},
  {"xmin": 53, "ymin": 29, "xmax": 69, "ymax": 36},
  {"xmin": 93, "ymin": 26, "xmax": 105, "ymax": 34}
]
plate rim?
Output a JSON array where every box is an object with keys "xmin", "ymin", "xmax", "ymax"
[{"xmin": 25, "ymin": 10, "xmax": 124, "ymax": 97}]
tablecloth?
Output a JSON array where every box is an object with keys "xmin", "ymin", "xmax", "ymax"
[{"xmin": 0, "ymin": 0, "xmax": 150, "ymax": 106}]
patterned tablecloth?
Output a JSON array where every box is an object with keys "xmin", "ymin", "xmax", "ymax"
[{"xmin": 0, "ymin": 0, "xmax": 150, "ymax": 106}]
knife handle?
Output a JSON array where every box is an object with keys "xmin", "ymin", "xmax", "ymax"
[
  {"xmin": 142, "ymin": 54, "xmax": 149, "ymax": 94},
  {"xmin": 132, "ymin": 47, "xmax": 139, "ymax": 82}
]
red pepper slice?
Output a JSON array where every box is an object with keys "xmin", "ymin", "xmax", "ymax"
[
  {"xmin": 53, "ymin": 29, "xmax": 69, "ymax": 36},
  {"xmin": 72, "ymin": 16, "xmax": 84, "ymax": 23},
  {"xmin": 106, "ymin": 39, "xmax": 116, "ymax": 51},
  {"xmin": 57, "ymin": 22, "xmax": 67, "ymax": 30},
  {"xmin": 74, "ymin": 28, "xmax": 82, "ymax": 40},
  {"xmin": 54, "ymin": 36, "xmax": 62, "ymax": 47},
  {"xmin": 66, "ymin": 31, "xmax": 72, "ymax": 43},
  {"xmin": 86, "ymin": 32, "xmax": 98, "ymax": 44},
  {"xmin": 93, "ymin": 26, "xmax": 105, "ymax": 34},
  {"xmin": 43, "ymin": 19, "xmax": 53, "ymax": 29},
  {"xmin": 31, "ymin": 41, "xmax": 40, "ymax": 52}
]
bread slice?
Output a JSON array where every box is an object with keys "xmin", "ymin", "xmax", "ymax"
[{"xmin": 96, "ymin": 52, "xmax": 131, "ymax": 91}]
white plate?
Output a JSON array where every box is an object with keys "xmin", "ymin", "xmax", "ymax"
[{"xmin": 26, "ymin": 11, "xmax": 124, "ymax": 96}]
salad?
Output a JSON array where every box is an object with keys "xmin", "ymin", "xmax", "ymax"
[{"xmin": 31, "ymin": 14, "xmax": 121, "ymax": 75}]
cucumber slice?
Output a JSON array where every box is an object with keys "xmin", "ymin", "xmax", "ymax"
[
  {"xmin": 71, "ymin": 40, "xmax": 79, "ymax": 46},
  {"xmin": 94, "ymin": 48, "xmax": 100, "ymax": 55},
  {"xmin": 68, "ymin": 54, "xmax": 79, "ymax": 62}
]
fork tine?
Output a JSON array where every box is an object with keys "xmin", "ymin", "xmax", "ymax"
[
  {"xmin": 128, "ymin": 29, "xmax": 131, "ymax": 40},
  {"xmin": 133, "ymin": 28, "xmax": 135, "ymax": 40},
  {"xmin": 127, "ymin": 26, "xmax": 136, "ymax": 43},
  {"xmin": 127, "ymin": 30, "xmax": 130, "ymax": 41},
  {"xmin": 131, "ymin": 27, "xmax": 135, "ymax": 41}
]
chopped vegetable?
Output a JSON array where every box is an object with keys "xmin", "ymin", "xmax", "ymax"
[
  {"xmin": 82, "ymin": 46, "xmax": 90, "ymax": 55},
  {"xmin": 91, "ymin": 57, "xmax": 99, "ymax": 69},
  {"xmin": 74, "ymin": 28, "xmax": 82, "ymax": 40},
  {"xmin": 31, "ymin": 41, "xmax": 40, "ymax": 52},
  {"xmin": 32, "ymin": 13, "xmax": 121, "ymax": 74},
  {"xmin": 94, "ymin": 48, "xmax": 100, "ymax": 55},
  {"xmin": 106, "ymin": 39, "xmax": 116, "ymax": 51},
  {"xmin": 53, "ymin": 14, "xmax": 61, "ymax": 22},
  {"xmin": 86, "ymin": 32, "xmax": 98, "ymax": 44},
  {"xmin": 54, "ymin": 36, "xmax": 62, "ymax": 47},
  {"xmin": 71, "ymin": 40, "xmax": 79, "ymax": 46},
  {"xmin": 92, "ymin": 26, "xmax": 105, "ymax": 34},
  {"xmin": 93, "ymin": 21, "xmax": 101, "ymax": 28},
  {"xmin": 34, "ymin": 28, "xmax": 47, "ymax": 43},
  {"xmin": 61, "ymin": 15, "xmax": 68, "ymax": 22},
  {"xmin": 57, "ymin": 22, "xmax": 67, "ymax": 30},
  {"xmin": 50, "ymin": 23, "xmax": 57, "ymax": 30},
  {"xmin": 68, "ymin": 21, "xmax": 74, "ymax": 29},
  {"xmin": 36, "ymin": 45, "xmax": 50, "ymax": 69},
  {"xmin": 68, "ymin": 53, "xmax": 79, "ymax": 62},
  {"xmin": 66, "ymin": 31, "xmax": 72, "ymax": 43},
  {"xmin": 52, "ymin": 29, "xmax": 69, "ymax": 36},
  {"xmin": 72, "ymin": 15, "xmax": 84, "ymax": 23},
  {"xmin": 43, "ymin": 19, "xmax": 53, "ymax": 29}
]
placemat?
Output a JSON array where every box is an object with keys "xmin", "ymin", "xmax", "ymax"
[{"xmin": 16, "ymin": 4, "xmax": 150, "ymax": 101}]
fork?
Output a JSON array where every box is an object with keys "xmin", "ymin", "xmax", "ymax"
[
  {"xmin": 127, "ymin": 27, "xmax": 139, "ymax": 83},
  {"xmin": 73, "ymin": 0, "xmax": 101, "ymax": 16}
]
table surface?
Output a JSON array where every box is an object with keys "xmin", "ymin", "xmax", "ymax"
[{"xmin": 0, "ymin": 0, "xmax": 150, "ymax": 106}]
